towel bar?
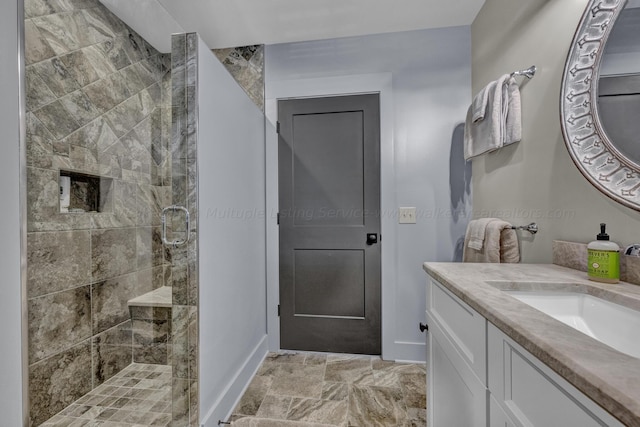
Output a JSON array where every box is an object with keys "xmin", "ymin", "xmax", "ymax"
[
  {"xmin": 511, "ymin": 65, "xmax": 537, "ymax": 79},
  {"xmin": 511, "ymin": 222, "xmax": 538, "ymax": 234}
]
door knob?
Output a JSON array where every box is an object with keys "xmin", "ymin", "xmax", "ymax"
[
  {"xmin": 419, "ymin": 322, "xmax": 428, "ymax": 333},
  {"xmin": 366, "ymin": 233, "xmax": 378, "ymax": 245}
]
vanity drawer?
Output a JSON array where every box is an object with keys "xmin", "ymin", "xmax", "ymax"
[
  {"xmin": 426, "ymin": 276, "xmax": 487, "ymax": 385},
  {"xmin": 487, "ymin": 323, "xmax": 624, "ymax": 427}
]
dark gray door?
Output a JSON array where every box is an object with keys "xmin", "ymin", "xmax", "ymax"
[{"xmin": 278, "ymin": 94, "xmax": 381, "ymax": 355}]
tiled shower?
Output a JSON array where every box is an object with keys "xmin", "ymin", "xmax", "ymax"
[
  {"xmin": 24, "ymin": 0, "xmax": 266, "ymax": 424},
  {"xmin": 24, "ymin": 0, "xmax": 178, "ymax": 424}
]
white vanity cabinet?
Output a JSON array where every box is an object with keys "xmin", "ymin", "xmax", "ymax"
[
  {"xmin": 487, "ymin": 324, "xmax": 624, "ymax": 427},
  {"xmin": 426, "ymin": 276, "xmax": 487, "ymax": 426},
  {"xmin": 426, "ymin": 275, "xmax": 625, "ymax": 427}
]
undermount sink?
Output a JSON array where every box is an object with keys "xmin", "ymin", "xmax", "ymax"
[{"xmin": 505, "ymin": 290, "xmax": 640, "ymax": 359}]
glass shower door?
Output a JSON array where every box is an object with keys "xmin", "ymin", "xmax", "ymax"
[{"xmin": 23, "ymin": 0, "xmax": 183, "ymax": 424}]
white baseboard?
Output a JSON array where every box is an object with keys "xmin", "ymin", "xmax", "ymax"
[
  {"xmin": 388, "ymin": 340, "xmax": 426, "ymax": 363},
  {"xmin": 200, "ymin": 335, "xmax": 269, "ymax": 427}
]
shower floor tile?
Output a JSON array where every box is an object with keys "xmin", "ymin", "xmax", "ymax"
[
  {"xmin": 229, "ymin": 352, "xmax": 427, "ymax": 427},
  {"xmin": 40, "ymin": 363, "xmax": 172, "ymax": 427}
]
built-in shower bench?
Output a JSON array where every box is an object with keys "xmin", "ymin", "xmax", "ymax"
[{"xmin": 127, "ymin": 287, "xmax": 172, "ymax": 365}]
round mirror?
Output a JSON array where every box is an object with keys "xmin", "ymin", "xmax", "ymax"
[
  {"xmin": 598, "ymin": 0, "xmax": 640, "ymax": 165},
  {"xmin": 560, "ymin": 0, "xmax": 640, "ymax": 211}
]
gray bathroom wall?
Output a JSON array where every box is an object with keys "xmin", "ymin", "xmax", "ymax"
[
  {"xmin": 471, "ymin": 0, "xmax": 640, "ymax": 262},
  {"xmin": 24, "ymin": 0, "xmax": 172, "ymax": 423},
  {"xmin": 265, "ymin": 26, "xmax": 472, "ymax": 362}
]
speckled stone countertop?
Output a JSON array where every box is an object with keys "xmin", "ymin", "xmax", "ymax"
[{"xmin": 423, "ymin": 262, "xmax": 640, "ymax": 426}]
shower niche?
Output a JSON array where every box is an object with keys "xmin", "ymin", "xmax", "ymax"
[{"xmin": 58, "ymin": 170, "xmax": 113, "ymax": 214}]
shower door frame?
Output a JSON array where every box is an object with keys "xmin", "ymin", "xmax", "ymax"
[{"xmin": 18, "ymin": 0, "xmax": 30, "ymax": 423}]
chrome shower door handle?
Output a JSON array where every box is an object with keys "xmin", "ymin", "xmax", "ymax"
[{"xmin": 161, "ymin": 205, "xmax": 190, "ymax": 248}]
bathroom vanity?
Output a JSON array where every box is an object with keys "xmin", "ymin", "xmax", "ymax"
[{"xmin": 423, "ymin": 263, "xmax": 640, "ymax": 426}]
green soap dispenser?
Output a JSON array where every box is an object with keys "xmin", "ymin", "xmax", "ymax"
[{"xmin": 587, "ymin": 223, "xmax": 620, "ymax": 283}]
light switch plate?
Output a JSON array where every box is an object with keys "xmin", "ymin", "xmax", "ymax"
[{"xmin": 399, "ymin": 207, "xmax": 416, "ymax": 224}]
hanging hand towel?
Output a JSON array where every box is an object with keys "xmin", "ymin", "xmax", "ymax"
[
  {"xmin": 466, "ymin": 218, "xmax": 495, "ymax": 251},
  {"xmin": 464, "ymin": 79, "xmax": 502, "ymax": 160},
  {"xmin": 503, "ymin": 76, "xmax": 522, "ymax": 146},
  {"xmin": 471, "ymin": 81, "xmax": 493, "ymax": 123},
  {"xmin": 463, "ymin": 219, "xmax": 520, "ymax": 263},
  {"xmin": 464, "ymin": 74, "xmax": 523, "ymax": 160}
]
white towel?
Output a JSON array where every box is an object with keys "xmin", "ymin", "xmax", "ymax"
[
  {"xmin": 463, "ymin": 219, "xmax": 520, "ymax": 263},
  {"xmin": 464, "ymin": 79, "xmax": 501, "ymax": 160},
  {"xmin": 464, "ymin": 74, "xmax": 523, "ymax": 160},
  {"xmin": 503, "ymin": 76, "xmax": 522, "ymax": 146},
  {"xmin": 471, "ymin": 82, "xmax": 493, "ymax": 123},
  {"xmin": 466, "ymin": 218, "xmax": 495, "ymax": 251}
]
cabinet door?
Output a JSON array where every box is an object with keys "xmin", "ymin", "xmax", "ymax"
[
  {"xmin": 489, "ymin": 395, "xmax": 516, "ymax": 427},
  {"xmin": 427, "ymin": 276, "xmax": 487, "ymax": 384},
  {"xmin": 488, "ymin": 324, "xmax": 624, "ymax": 427},
  {"xmin": 428, "ymin": 320, "xmax": 487, "ymax": 427}
]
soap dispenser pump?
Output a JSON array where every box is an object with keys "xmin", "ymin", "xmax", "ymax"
[{"xmin": 587, "ymin": 223, "xmax": 620, "ymax": 283}]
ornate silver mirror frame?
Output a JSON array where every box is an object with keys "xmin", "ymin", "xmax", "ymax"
[{"xmin": 560, "ymin": 0, "xmax": 640, "ymax": 211}]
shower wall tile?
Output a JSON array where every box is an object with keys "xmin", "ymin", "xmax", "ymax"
[
  {"xmin": 60, "ymin": 89, "xmax": 101, "ymax": 126},
  {"xmin": 33, "ymin": 99, "xmax": 81, "ymax": 139},
  {"xmin": 138, "ymin": 265, "xmax": 166, "ymax": 291},
  {"xmin": 80, "ymin": 7, "xmax": 118, "ymax": 44},
  {"xmin": 91, "ymin": 227, "xmax": 137, "ymax": 281},
  {"xmin": 27, "ymin": 230, "xmax": 91, "ymax": 298},
  {"xmin": 187, "ymin": 237, "xmax": 198, "ymax": 307},
  {"xmin": 188, "ymin": 309, "xmax": 198, "ymax": 379},
  {"xmin": 26, "ymin": 112, "xmax": 54, "ymax": 169},
  {"xmin": 81, "ymin": 44, "xmax": 117, "ymax": 78},
  {"xmin": 31, "ymin": 57, "xmax": 81, "ymax": 97},
  {"xmin": 213, "ymin": 44, "xmax": 264, "ymax": 111},
  {"xmin": 189, "ymin": 379, "xmax": 199, "ymax": 426},
  {"xmin": 120, "ymin": 63, "xmax": 147, "ymax": 96},
  {"xmin": 92, "ymin": 320, "xmax": 133, "ymax": 386},
  {"xmin": 83, "ymin": 73, "xmax": 132, "ymax": 113},
  {"xmin": 64, "ymin": 116, "xmax": 118, "ymax": 151},
  {"xmin": 24, "ymin": 19, "xmax": 56, "ymax": 65},
  {"xmin": 91, "ymin": 271, "xmax": 147, "ymax": 334},
  {"xmin": 32, "ymin": 11, "xmax": 94, "ymax": 55},
  {"xmin": 53, "ymin": 0, "xmax": 100, "ymax": 14},
  {"xmin": 171, "ymin": 378, "xmax": 190, "ymax": 426},
  {"xmin": 171, "ymin": 305, "xmax": 189, "ymax": 379},
  {"xmin": 137, "ymin": 226, "xmax": 165, "ymax": 268},
  {"xmin": 25, "ymin": 0, "xmax": 62, "ymax": 20},
  {"xmin": 29, "ymin": 340, "xmax": 92, "ymax": 426},
  {"xmin": 25, "ymin": 66, "xmax": 57, "ymax": 111},
  {"xmin": 28, "ymin": 285, "xmax": 91, "ymax": 363},
  {"xmin": 59, "ymin": 48, "xmax": 101, "ymax": 86},
  {"xmin": 132, "ymin": 316, "xmax": 171, "ymax": 364},
  {"xmin": 90, "ymin": 184, "xmax": 136, "ymax": 229},
  {"xmin": 185, "ymin": 35, "xmax": 197, "ymax": 87},
  {"xmin": 99, "ymin": 36, "xmax": 132, "ymax": 70},
  {"xmin": 103, "ymin": 89, "xmax": 155, "ymax": 137},
  {"xmin": 135, "ymin": 61, "xmax": 159, "ymax": 89}
]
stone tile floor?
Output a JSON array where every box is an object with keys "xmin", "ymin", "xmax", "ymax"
[
  {"xmin": 40, "ymin": 363, "xmax": 172, "ymax": 427},
  {"xmin": 228, "ymin": 352, "xmax": 427, "ymax": 426}
]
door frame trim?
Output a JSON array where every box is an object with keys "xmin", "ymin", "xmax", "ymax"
[{"xmin": 265, "ymin": 73, "xmax": 396, "ymax": 359}]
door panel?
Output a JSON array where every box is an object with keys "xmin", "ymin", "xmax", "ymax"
[
  {"xmin": 278, "ymin": 94, "xmax": 381, "ymax": 354},
  {"xmin": 292, "ymin": 111, "xmax": 364, "ymax": 227},
  {"xmin": 294, "ymin": 249, "xmax": 365, "ymax": 318}
]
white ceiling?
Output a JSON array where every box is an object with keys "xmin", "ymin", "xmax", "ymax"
[{"xmin": 102, "ymin": 0, "xmax": 486, "ymax": 52}]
